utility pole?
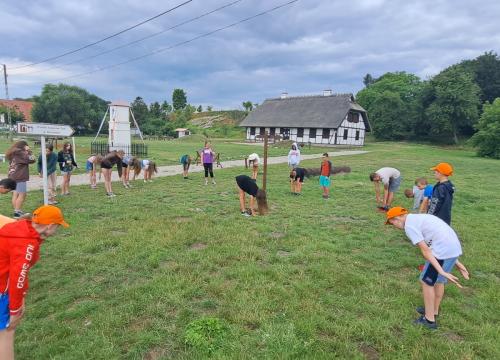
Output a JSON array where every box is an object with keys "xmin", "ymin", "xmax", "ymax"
[{"xmin": 2, "ymin": 64, "xmax": 13, "ymax": 140}]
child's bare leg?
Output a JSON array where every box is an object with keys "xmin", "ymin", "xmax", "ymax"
[
  {"xmin": 421, "ymin": 281, "xmax": 436, "ymax": 322},
  {"xmin": 434, "ymin": 283, "xmax": 445, "ymax": 315},
  {"xmin": 238, "ymin": 188, "xmax": 246, "ymax": 212},
  {"xmin": 0, "ymin": 329, "xmax": 15, "ymax": 360},
  {"xmin": 297, "ymin": 182, "xmax": 302, "ymax": 193},
  {"xmin": 386, "ymin": 191, "xmax": 394, "ymax": 207}
]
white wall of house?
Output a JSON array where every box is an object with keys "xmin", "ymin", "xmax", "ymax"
[{"xmin": 244, "ymin": 113, "xmax": 367, "ymax": 146}]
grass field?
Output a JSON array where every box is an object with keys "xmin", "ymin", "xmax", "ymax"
[{"xmin": 1, "ymin": 140, "xmax": 499, "ymax": 359}]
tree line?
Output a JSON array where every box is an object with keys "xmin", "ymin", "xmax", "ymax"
[{"xmin": 356, "ymin": 51, "xmax": 500, "ymax": 158}]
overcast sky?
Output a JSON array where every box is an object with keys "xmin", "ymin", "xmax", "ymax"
[{"xmin": 1, "ymin": 0, "xmax": 499, "ymax": 109}]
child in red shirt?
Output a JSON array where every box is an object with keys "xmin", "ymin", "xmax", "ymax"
[
  {"xmin": 0, "ymin": 205, "xmax": 69, "ymax": 360},
  {"xmin": 320, "ymin": 153, "xmax": 332, "ymax": 199}
]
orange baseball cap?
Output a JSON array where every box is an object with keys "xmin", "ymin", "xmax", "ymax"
[
  {"xmin": 430, "ymin": 162, "xmax": 453, "ymax": 176},
  {"xmin": 32, "ymin": 205, "xmax": 69, "ymax": 228},
  {"xmin": 385, "ymin": 206, "xmax": 408, "ymax": 224}
]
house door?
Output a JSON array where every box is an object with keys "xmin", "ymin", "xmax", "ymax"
[{"xmin": 281, "ymin": 128, "xmax": 290, "ymax": 140}]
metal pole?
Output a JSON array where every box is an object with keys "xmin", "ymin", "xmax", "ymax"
[
  {"xmin": 72, "ymin": 136, "xmax": 76, "ymax": 162},
  {"xmin": 40, "ymin": 136, "xmax": 49, "ymax": 205},
  {"xmin": 262, "ymin": 131, "xmax": 268, "ymax": 191},
  {"xmin": 93, "ymin": 106, "xmax": 109, "ymax": 142},
  {"xmin": 2, "ymin": 65, "xmax": 12, "ymax": 140}
]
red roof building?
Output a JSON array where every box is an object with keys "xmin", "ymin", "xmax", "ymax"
[{"xmin": 0, "ymin": 99, "xmax": 34, "ymax": 121}]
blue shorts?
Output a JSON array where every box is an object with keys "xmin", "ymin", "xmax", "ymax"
[
  {"xmin": 419, "ymin": 257, "xmax": 458, "ymax": 286},
  {"xmin": 0, "ymin": 293, "xmax": 9, "ymax": 330},
  {"xmin": 319, "ymin": 175, "xmax": 331, "ymax": 187},
  {"xmin": 388, "ymin": 176, "xmax": 402, "ymax": 192},
  {"xmin": 86, "ymin": 160, "xmax": 93, "ymax": 172}
]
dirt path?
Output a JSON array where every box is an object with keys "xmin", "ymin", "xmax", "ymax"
[{"xmin": 26, "ymin": 150, "xmax": 369, "ymax": 191}]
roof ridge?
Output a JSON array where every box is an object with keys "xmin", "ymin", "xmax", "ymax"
[{"xmin": 267, "ymin": 93, "xmax": 353, "ymax": 101}]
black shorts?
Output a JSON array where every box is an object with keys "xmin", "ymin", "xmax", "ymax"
[
  {"xmin": 122, "ymin": 162, "xmax": 129, "ymax": 168},
  {"xmin": 420, "ymin": 259, "xmax": 445, "ymax": 286},
  {"xmin": 101, "ymin": 163, "xmax": 112, "ymax": 170}
]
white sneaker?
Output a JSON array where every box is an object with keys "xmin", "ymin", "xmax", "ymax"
[{"xmin": 212, "ymin": 180, "xmax": 216, "ymax": 185}]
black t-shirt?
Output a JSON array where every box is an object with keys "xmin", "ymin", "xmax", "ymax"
[
  {"xmin": 236, "ymin": 175, "xmax": 258, "ymax": 197},
  {"xmin": 291, "ymin": 167, "xmax": 305, "ymax": 182}
]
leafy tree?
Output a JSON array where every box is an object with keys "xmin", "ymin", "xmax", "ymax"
[
  {"xmin": 368, "ymin": 91, "xmax": 408, "ymax": 140},
  {"xmin": 356, "ymin": 72, "xmax": 424, "ymax": 140},
  {"xmin": 207, "ymin": 105, "xmax": 213, "ymax": 112},
  {"xmin": 242, "ymin": 101, "xmax": 253, "ymax": 112},
  {"xmin": 161, "ymin": 101, "xmax": 172, "ymax": 114},
  {"xmin": 363, "ymin": 73, "xmax": 376, "ymax": 87},
  {"xmin": 130, "ymin": 97, "xmax": 149, "ymax": 124},
  {"xmin": 32, "ymin": 84, "xmax": 107, "ymax": 133},
  {"xmin": 172, "ymin": 89, "xmax": 187, "ymax": 110},
  {"xmin": 197, "ymin": 105, "xmax": 203, "ymax": 112},
  {"xmin": 459, "ymin": 51, "xmax": 500, "ymax": 103},
  {"xmin": 149, "ymin": 101, "xmax": 162, "ymax": 118},
  {"xmin": 423, "ymin": 67, "xmax": 481, "ymax": 143},
  {"xmin": 470, "ymin": 98, "xmax": 500, "ymax": 158}
]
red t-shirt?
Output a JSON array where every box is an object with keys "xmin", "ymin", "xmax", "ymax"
[
  {"xmin": 0, "ymin": 220, "xmax": 42, "ymax": 315},
  {"xmin": 321, "ymin": 160, "xmax": 332, "ymax": 176}
]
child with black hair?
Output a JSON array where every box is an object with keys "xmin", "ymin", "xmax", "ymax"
[{"xmin": 290, "ymin": 167, "xmax": 306, "ymax": 195}]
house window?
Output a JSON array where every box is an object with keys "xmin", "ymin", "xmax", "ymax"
[
  {"xmin": 250, "ymin": 127, "xmax": 255, "ymax": 136},
  {"xmin": 343, "ymin": 129, "xmax": 348, "ymax": 140},
  {"xmin": 348, "ymin": 112, "xmax": 360, "ymax": 123},
  {"xmin": 270, "ymin": 127, "xmax": 276, "ymax": 136},
  {"xmin": 297, "ymin": 128, "xmax": 304, "ymax": 137},
  {"xmin": 322, "ymin": 129, "xmax": 330, "ymax": 139},
  {"xmin": 355, "ymin": 130, "xmax": 360, "ymax": 140},
  {"xmin": 309, "ymin": 128, "xmax": 317, "ymax": 138},
  {"xmin": 259, "ymin": 127, "xmax": 265, "ymax": 135}
]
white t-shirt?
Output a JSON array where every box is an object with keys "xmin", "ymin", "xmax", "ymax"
[
  {"xmin": 404, "ymin": 214, "xmax": 462, "ymax": 259},
  {"xmin": 248, "ymin": 153, "xmax": 260, "ymax": 164},
  {"xmin": 376, "ymin": 167, "xmax": 400, "ymax": 185}
]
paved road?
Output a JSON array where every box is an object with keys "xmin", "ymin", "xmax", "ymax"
[{"xmin": 26, "ymin": 150, "xmax": 369, "ymax": 191}]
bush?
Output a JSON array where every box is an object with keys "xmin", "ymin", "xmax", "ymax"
[{"xmin": 470, "ymin": 98, "xmax": 500, "ymax": 158}]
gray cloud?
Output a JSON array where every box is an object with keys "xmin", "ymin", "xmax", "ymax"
[{"xmin": 1, "ymin": 0, "xmax": 499, "ymax": 109}]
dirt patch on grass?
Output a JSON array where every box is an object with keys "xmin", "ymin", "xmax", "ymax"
[
  {"xmin": 269, "ymin": 232, "xmax": 286, "ymax": 239},
  {"xmin": 277, "ymin": 250, "xmax": 291, "ymax": 257},
  {"xmin": 174, "ymin": 216, "xmax": 191, "ymax": 223},
  {"xmin": 358, "ymin": 343, "xmax": 380, "ymax": 360},
  {"xmin": 442, "ymin": 332, "xmax": 465, "ymax": 342},
  {"xmin": 111, "ymin": 230, "xmax": 127, "ymax": 236},
  {"xmin": 244, "ymin": 321, "xmax": 260, "ymax": 330},
  {"xmin": 330, "ymin": 215, "xmax": 368, "ymax": 223},
  {"xmin": 144, "ymin": 347, "xmax": 168, "ymax": 360},
  {"xmin": 190, "ymin": 242, "xmax": 207, "ymax": 250}
]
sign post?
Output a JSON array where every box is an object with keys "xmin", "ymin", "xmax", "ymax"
[
  {"xmin": 262, "ymin": 131, "xmax": 269, "ymax": 191},
  {"xmin": 17, "ymin": 123, "xmax": 75, "ymax": 205}
]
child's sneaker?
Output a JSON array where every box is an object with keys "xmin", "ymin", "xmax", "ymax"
[
  {"xmin": 127, "ymin": 183, "xmax": 132, "ymax": 188},
  {"xmin": 212, "ymin": 180, "xmax": 216, "ymax": 185},
  {"xmin": 416, "ymin": 306, "xmax": 439, "ymax": 318},
  {"xmin": 106, "ymin": 192, "xmax": 116, "ymax": 197},
  {"xmin": 13, "ymin": 211, "xmax": 24, "ymax": 219},
  {"xmin": 205, "ymin": 180, "xmax": 208, "ymax": 186},
  {"xmin": 241, "ymin": 211, "xmax": 251, "ymax": 217},
  {"xmin": 413, "ymin": 315, "xmax": 437, "ymax": 330},
  {"xmin": 90, "ymin": 185, "xmax": 97, "ymax": 189}
]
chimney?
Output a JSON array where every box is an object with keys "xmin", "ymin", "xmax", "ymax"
[
  {"xmin": 281, "ymin": 92, "xmax": 288, "ymax": 99},
  {"xmin": 323, "ymin": 89, "xmax": 333, "ymax": 96}
]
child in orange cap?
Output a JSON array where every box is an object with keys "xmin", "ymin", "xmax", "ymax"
[
  {"xmin": 0, "ymin": 205, "xmax": 69, "ymax": 360},
  {"xmin": 428, "ymin": 162, "xmax": 455, "ymax": 225},
  {"xmin": 386, "ymin": 207, "xmax": 469, "ymax": 329}
]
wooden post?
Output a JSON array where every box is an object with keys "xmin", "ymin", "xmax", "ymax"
[{"xmin": 262, "ymin": 131, "xmax": 268, "ymax": 191}]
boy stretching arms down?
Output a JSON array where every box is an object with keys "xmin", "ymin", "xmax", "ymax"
[
  {"xmin": 385, "ymin": 207, "xmax": 469, "ymax": 329},
  {"xmin": 0, "ymin": 205, "xmax": 69, "ymax": 359},
  {"xmin": 370, "ymin": 167, "xmax": 401, "ymax": 211}
]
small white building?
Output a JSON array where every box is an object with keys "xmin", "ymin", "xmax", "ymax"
[
  {"xmin": 239, "ymin": 92, "xmax": 371, "ymax": 146},
  {"xmin": 175, "ymin": 128, "xmax": 190, "ymax": 138}
]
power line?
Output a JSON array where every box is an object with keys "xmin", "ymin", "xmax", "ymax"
[
  {"xmin": 45, "ymin": 0, "xmax": 300, "ymax": 84},
  {"xmin": 9, "ymin": 0, "xmax": 193, "ymax": 70},
  {"xmin": 12, "ymin": 0, "xmax": 245, "ymax": 76}
]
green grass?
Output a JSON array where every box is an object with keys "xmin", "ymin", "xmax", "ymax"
[{"xmin": 1, "ymin": 141, "xmax": 499, "ymax": 359}]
